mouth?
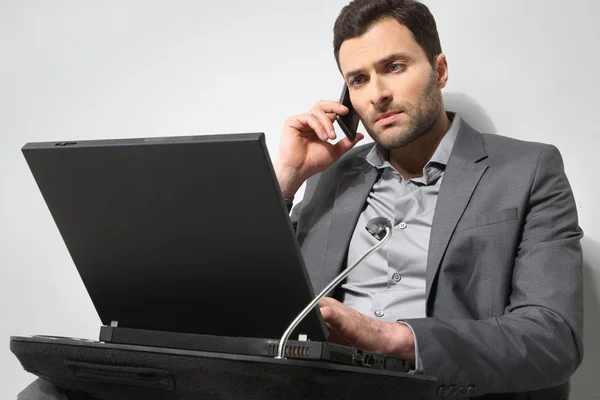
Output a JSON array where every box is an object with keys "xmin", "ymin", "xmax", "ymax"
[{"xmin": 375, "ymin": 111, "xmax": 402, "ymax": 127}]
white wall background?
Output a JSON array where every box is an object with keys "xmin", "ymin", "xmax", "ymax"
[{"xmin": 1, "ymin": 0, "xmax": 598, "ymax": 398}]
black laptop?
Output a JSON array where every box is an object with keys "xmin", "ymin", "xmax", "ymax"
[{"xmin": 16, "ymin": 133, "xmax": 414, "ymax": 373}]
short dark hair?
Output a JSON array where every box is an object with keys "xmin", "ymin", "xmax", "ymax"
[{"xmin": 333, "ymin": 0, "xmax": 442, "ymax": 67}]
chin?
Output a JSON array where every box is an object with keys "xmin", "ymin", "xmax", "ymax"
[{"xmin": 371, "ymin": 125, "xmax": 415, "ymax": 149}]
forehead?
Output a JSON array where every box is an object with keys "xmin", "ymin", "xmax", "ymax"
[{"xmin": 338, "ymin": 18, "xmax": 426, "ymax": 74}]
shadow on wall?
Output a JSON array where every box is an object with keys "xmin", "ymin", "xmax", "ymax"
[
  {"xmin": 443, "ymin": 92, "xmax": 496, "ymax": 134},
  {"xmin": 570, "ymin": 237, "xmax": 599, "ymax": 400}
]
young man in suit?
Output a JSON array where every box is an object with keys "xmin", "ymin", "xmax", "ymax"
[{"xmin": 274, "ymin": 0, "xmax": 583, "ymax": 398}]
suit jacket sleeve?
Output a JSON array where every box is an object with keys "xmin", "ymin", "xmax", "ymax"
[{"xmin": 403, "ymin": 145, "xmax": 584, "ymax": 394}]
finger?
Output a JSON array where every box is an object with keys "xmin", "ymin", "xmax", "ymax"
[
  {"xmin": 319, "ymin": 298, "xmax": 347, "ymax": 323},
  {"xmin": 319, "ymin": 306, "xmax": 333, "ymax": 321},
  {"xmin": 325, "ymin": 323, "xmax": 352, "ymax": 346},
  {"xmin": 306, "ymin": 113, "xmax": 331, "ymax": 141},
  {"xmin": 319, "ymin": 111, "xmax": 339, "ymax": 123},
  {"xmin": 321, "ymin": 305, "xmax": 345, "ymax": 327},
  {"xmin": 318, "ymin": 296, "xmax": 340, "ymax": 308},
  {"xmin": 332, "ymin": 132, "xmax": 365, "ymax": 158},
  {"xmin": 309, "ymin": 107, "xmax": 343, "ymax": 122},
  {"xmin": 287, "ymin": 114, "xmax": 329, "ymax": 142},
  {"xmin": 310, "ymin": 110, "xmax": 337, "ymax": 140},
  {"xmin": 310, "ymin": 100, "xmax": 349, "ymax": 117},
  {"xmin": 321, "ymin": 309, "xmax": 351, "ymax": 345}
]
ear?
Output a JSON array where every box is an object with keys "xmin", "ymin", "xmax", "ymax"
[{"xmin": 434, "ymin": 53, "xmax": 449, "ymax": 89}]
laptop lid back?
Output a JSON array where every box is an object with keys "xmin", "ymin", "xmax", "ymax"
[{"xmin": 22, "ymin": 133, "xmax": 327, "ymax": 341}]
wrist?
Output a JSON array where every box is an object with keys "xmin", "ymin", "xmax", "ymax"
[
  {"xmin": 274, "ymin": 160, "xmax": 305, "ymax": 199},
  {"xmin": 385, "ymin": 322, "xmax": 416, "ymax": 363}
]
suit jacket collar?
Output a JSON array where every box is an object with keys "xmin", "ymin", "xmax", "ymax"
[
  {"xmin": 424, "ymin": 119, "xmax": 488, "ymax": 309},
  {"xmin": 321, "ymin": 152, "xmax": 380, "ymax": 290}
]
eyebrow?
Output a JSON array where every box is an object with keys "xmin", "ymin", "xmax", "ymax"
[{"xmin": 344, "ymin": 52, "xmax": 414, "ymax": 81}]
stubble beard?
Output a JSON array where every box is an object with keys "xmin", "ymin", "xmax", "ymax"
[{"xmin": 363, "ymin": 71, "xmax": 442, "ymax": 150}]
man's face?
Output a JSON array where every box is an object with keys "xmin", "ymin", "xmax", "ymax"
[{"xmin": 338, "ymin": 18, "xmax": 444, "ymax": 149}]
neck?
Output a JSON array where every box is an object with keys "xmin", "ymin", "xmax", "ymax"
[{"xmin": 388, "ymin": 110, "xmax": 451, "ymax": 181}]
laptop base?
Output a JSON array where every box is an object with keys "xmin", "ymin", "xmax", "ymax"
[{"xmin": 99, "ymin": 326, "xmax": 410, "ymax": 372}]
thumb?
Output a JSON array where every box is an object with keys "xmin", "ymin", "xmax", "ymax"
[{"xmin": 333, "ymin": 133, "xmax": 365, "ymax": 158}]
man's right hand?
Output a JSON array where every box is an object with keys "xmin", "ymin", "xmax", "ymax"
[{"xmin": 274, "ymin": 100, "xmax": 364, "ymax": 199}]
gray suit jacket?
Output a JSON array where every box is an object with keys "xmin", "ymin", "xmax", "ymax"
[{"xmin": 290, "ymin": 119, "xmax": 583, "ymax": 399}]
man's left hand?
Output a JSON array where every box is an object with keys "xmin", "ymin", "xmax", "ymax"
[{"xmin": 319, "ymin": 297, "xmax": 416, "ymax": 363}]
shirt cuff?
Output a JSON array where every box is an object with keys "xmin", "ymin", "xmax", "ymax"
[{"xmin": 398, "ymin": 321, "xmax": 422, "ymax": 373}]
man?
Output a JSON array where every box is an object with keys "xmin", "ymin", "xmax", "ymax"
[{"xmin": 274, "ymin": 0, "xmax": 583, "ymax": 398}]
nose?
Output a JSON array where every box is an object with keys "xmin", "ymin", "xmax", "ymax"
[{"xmin": 369, "ymin": 76, "xmax": 392, "ymax": 107}]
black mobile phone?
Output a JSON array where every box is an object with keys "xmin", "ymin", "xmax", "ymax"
[{"xmin": 335, "ymin": 84, "xmax": 360, "ymax": 140}]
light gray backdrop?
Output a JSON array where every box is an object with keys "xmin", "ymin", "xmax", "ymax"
[{"xmin": 1, "ymin": 1, "xmax": 597, "ymax": 399}]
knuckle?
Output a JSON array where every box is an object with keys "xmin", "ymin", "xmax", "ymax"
[
  {"xmin": 285, "ymin": 115, "xmax": 299, "ymax": 125},
  {"xmin": 312, "ymin": 100, "xmax": 329, "ymax": 112},
  {"xmin": 309, "ymin": 109, "xmax": 324, "ymax": 118}
]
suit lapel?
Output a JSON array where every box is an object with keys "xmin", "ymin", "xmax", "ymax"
[
  {"xmin": 320, "ymin": 160, "xmax": 380, "ymax": 291},
  {"xmin": 426, "ymin": 121, "xmax": 489, "ymax": 304}
]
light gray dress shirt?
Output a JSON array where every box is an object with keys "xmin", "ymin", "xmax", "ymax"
[{"xmin": 339, "ymin": 115, "xmax": 460, "ymax": 368}]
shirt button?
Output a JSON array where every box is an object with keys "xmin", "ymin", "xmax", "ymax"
[
  {"xmin": 398, "ymin": 221, "xmax": 407, "ymax": 229},
  {"xmin": 374, "ymin": 310, "xmax": 385, "ymax": 318},
  {"xmin": 392, "ymin": 273, "xmax": 402, "ymax": 282}
]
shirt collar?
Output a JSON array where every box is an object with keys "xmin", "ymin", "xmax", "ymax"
[{"xmin": 426, "ymin": 113, "xmax": 460, "ymax": 169}]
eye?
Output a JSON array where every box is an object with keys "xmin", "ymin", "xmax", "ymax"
[
  {"xmin": 388, "ymin": 63, "xmax": 405, "ymax": 72},
  {"xmin": 350, "ymin": 75, "xmax": 366, "ymax": 87}
]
